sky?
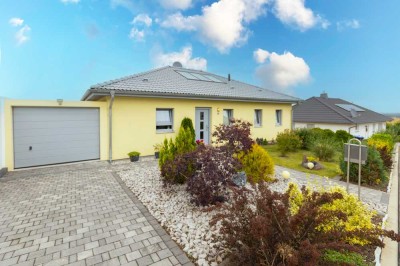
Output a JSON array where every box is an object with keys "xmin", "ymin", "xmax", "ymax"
[{"xmin": 0, "ymin": 0, "xmax": 399, "ymax": 113}]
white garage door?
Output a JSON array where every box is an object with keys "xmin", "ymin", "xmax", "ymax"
[{"xmin": 13, "ymin": 107, "xmax": 100, "ymax": 168}]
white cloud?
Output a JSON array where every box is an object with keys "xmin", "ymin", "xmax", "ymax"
[
  {"xmin": 132, "ymin": 14, "xmax": 153, "ymax": 27},
  {"xmin": 255, "ymin": 50, "xmax": 310, "ymax": 90},
  {"xmin": 129, "ymin": 28, "xmax": 145, "ymax": 41},
  {"xmin": 61, "ymin": 0, "xmax": 80, "ymax": 3},
  {"xmin": 273, "ymin": 0, "xmax": 329, "ymax": 31},
  {"xmin": 15, "ymin": 25, "xmax": 31, "ymax": 45},
  {"xmin": 161, "ymin": 0, "xmax": 269, "ymax": 53},
  {"xmin": 337, "ymin": 19, "xmax": 360, "ymax": 31},
  {"xmin": 110, "ymin": 0, "xmax": 135, "ymax": 12},
  {"xmin": 253, "ymin": 48, "xmax": 270, "ymax": 64},
  {"xmin": 159, "ymin": 0, "xmax": 192, "ymax": 10},
  {"xmin": 9, "ymin": 18, "xmax": 24, "ymax": 27},
  {"xmin": 153, "ymin": 46, "xmax": 207, "ymax": 70}
]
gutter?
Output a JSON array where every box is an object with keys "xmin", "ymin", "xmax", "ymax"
[
  {"xmin": 108, "ymin": 91, "xmax": 115, "ymax": 163},
  {"xmin": 83, "ymin": 89, "xmax": 302, "ymax": 104}
]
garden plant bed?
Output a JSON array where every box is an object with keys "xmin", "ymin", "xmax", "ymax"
[{"xmin": 117, "ymin": 160, "xmax": 388, "ymax": 266}]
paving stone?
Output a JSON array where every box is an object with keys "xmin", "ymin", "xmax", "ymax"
[
  {"xmin": 150, "ymin": 258, "xmax": 173, "ymax": 266},
  {"xmin": 0, "ymin": 161, "xmax": 190, "ymax": 266}
]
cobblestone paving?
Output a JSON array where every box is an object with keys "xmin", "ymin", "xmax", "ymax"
[{"xmin": 0, "ymin": 161, "xmax": 193, "ymax": 266}]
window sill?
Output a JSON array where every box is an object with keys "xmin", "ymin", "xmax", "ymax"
[
  {"xmin": 254, "ymin": 125, "xmax": 262, "ymax": 128},
  {"xmin": 156, "ymin": 130, "xmax": 174, "ymax": 134},
  {"xmin": 275, "ymin": 124, "xmax": 282, "ymax": 127}
]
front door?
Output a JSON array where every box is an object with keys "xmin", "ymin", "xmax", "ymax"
[{"xmin": 195, "ymin": 108, "xmax": 210, "ymax": 144}]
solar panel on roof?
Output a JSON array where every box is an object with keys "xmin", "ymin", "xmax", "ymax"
[
  {"xmin": 335, "ymin": 104, "xmax": 365, "ymax": 112},
  {"xmin": 177, "ymin": 71, "xmax": 198, "ymax": 80},
  {"xmin": 176, "ymin": 70, "xmax": 224, "ymax": 83}
]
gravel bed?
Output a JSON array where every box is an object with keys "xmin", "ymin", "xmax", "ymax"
[{"xmin": 117, "ymin": 161, "xmax": 386, "ymax": 266}]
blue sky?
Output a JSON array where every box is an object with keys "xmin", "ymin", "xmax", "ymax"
[{"xmin": 1, "ymin": 0, "xmax": 399, "ymax": 112}]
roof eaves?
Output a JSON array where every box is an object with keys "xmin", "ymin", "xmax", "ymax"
[{"xmin": 84, "ymin": 89, "xmax": 300, "ymax": 103}]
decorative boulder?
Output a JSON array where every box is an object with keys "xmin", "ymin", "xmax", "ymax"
[
  {"xmin": 302, "ymin": 155, "xmax": 324, "ymax": 170},
  {"xmin": 232, "ymin": 171, "xmax": 247, "ymax": 187}
]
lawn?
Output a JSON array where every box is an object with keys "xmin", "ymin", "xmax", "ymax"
[{"xmin": 263, "ymin": 145, "xmax": 342, "ymax": 178}]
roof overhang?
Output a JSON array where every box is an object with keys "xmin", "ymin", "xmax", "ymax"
[{"xmin": 81, "ymin": 88, "xmax": 302, "ymax": 104}]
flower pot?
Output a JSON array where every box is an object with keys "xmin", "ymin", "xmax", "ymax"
[
  {"xmin": 154, "ymin": 152, "xmax": 160, "ymax": 159},
  {"xmin": 130, "ymin": 156, "xmax": 139, "ymax": 162}
]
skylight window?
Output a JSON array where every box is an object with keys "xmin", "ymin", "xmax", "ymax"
[
  {"xmin": 335, "ymin": 104, "xmax": 365, "ymax": 112},
  {"xmin": 176, "ymin": 71, "xmax": 224, "ymax": 83}
]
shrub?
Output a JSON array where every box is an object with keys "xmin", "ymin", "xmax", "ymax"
[
  {"xmin": 385, "ymin": 122, "xmax": 400, "ymax": 142},
  {"xmin": 294, "ymin": 128, "xmax": 317, "ymax": 150},
  {"xmin": 160, "ymin": 152, "xmax": 196, "ymax": 184},
  {"xmin": 377, "ymin": 146, "xmax": 393, "ymax": 171},
  {"xmin": 212, "ymin": 119, "xmax": 254, "ymax": 154},
  {"xmin": 323, "ymin": 129, "xmax": 335, "ymax": 139},
  {"xmin": 180, "ymin": 117, "xmax": 196, "ymax": 145},
  {"xmin": 255, "ymin": 138, "xmax": 268, "ymax": 146},
  {"xmin": 340, "ymin": 146, "xmax": 387, "ymax": 186},
  {"xmin": 127, "ymin": 151, "xmax": 140, "ymax": 157},
  {"xmin": 312, "ymin": 137, "xmax": 338, "ymax": 161},
  {"xmin": 276, "ymin": 129, "xmax": 302, "ymax": 156},
  {"xmin": 238, "ymin": 144, "xmax": 274, "ymax": 183},
  {"xmin": 321, "ymin": 249, "xmax": 367, "ymax": 266},
  {"xmin": 335, "ymin": 130, "xmax": 353, "ymax": 143},
  {"xmin": 367, "ymin": 133, "xmax": 394, "ymax": 153},
  {"xmin": 159, "ymin": 125, "xmax": 196, "ymax": 184},
  {"xmin": 288, "ymin": 184, "xmax": 375, "ymax": 246},
  {"xmin": 212, "ymin": 182, "xmax": 400, "ymax": 266},
  {"xmin": 187, "ymin": 145, "xmax": 239, "ymax": 206}
]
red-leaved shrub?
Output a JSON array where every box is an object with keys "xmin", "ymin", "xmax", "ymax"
[{"xmin": 211, "ymin": 182, "xmax": 400, "ymax": 266}]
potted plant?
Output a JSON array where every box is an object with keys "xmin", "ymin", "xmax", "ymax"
[
  {"xmin": 153, "ymin": 144, "xmax": 162, "ymax": 159},
  {"xmin": 128, "ymin": 151, "xmax": 140, "ymax": 162}
]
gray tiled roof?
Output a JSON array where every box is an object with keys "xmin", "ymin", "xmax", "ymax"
[
  {"xmin": 293, "ymin": 96, "xmax": 391, "ymax": 124},
  {"xmin": 82, "ymin": 66, "xmax": 301, "ymax": 103}
]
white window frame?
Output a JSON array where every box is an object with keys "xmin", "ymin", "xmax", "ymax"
[
  {"xmin": 156, "ymin": 108, "xmax": 174, "ymax": 133},
  {"xmin": 254, "ymin": 109, "xmax": 262, "ymax": 127},
  {"xmin": 275, "ymin": 109, "xmax": 282, "ymax": 126},
  {"xmin": 223, "ymin": 109, "xmax": 233, "ymax": 125}
]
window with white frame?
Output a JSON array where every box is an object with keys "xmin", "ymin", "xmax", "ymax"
[
  {"xmin": 223, "ymin": 109, "xmax": 233, "ymax": 125},
  {"xmin": 275, "ymin": 109, "xmax": 282, "ymax": 126},
  {"xmin": 254, "ymin": 109, "xmax": 262, "ymax": 127},
  {"xmin": 156, "ymin": 109, "xmax": 173, "ymax": 132}
]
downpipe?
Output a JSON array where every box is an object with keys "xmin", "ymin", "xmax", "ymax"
[{"xmin": 109, "ymin": 91, "xmax": 115, "ymax": 163}]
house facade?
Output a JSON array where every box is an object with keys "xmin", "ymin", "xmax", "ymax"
[
  {"xmin": 2, "ymin": 65, "xmax": 300, "ymax": 171},
  {"xmin": 293, "ymin": 93, "xmax": 390, "ymax": 139}
]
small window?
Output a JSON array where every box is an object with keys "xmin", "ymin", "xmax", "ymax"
[
  {"xmin": 254, "ymin": 110, "xmax": 262, "ymax": 127},
  {"xmin": 365, "ymin": 125, "xmax": 368, "ymax": 132},
  {"xmin": 306, "ymin": 124, "xmax": 315, "ymax": 129},
  {"xmin": 275, "ymin": 110, "xmax": 282, "ymax": 126},
  {"xmin": 223, "ymin": 109, "xmax": 233, "ymax": 125},
  {"xmin": 156, "ymin": 109, "xmax": 173, "ymax": 132}
]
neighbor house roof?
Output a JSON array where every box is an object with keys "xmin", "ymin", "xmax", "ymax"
[
  {"xmin": 82, "ymin": 66, "xmax": 301, "ymax": 103},
  {"xmin": 293, "ymin": 94, "xmax": 391, "ymax": 124}
]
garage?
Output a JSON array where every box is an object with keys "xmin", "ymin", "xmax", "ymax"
[{"xmin": 13, "ymin": 107, "xmax": 100, "ymax": 168}]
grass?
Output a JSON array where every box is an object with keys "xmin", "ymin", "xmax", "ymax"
[{"xmin": 263, "ymin": 145, "xmax": 342, "ymax": 178}]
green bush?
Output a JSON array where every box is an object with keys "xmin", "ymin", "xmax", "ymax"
[
  {"xmin": 321, "ymin": 249, "xmax": 367, "ymax": 266},
  {"xmin": 385, "ymin": 122, "xmax": 400, "ymax": 142},
  {"xmin": 340, "ymin": 146, "xmax": 387, "ymax": 186},
  {"xmin": 276, "ymin": 129, "xmax": 302, "ymax": 156},
  {"xmin": 127, "ymin": 151, "xmax": 140, "ymax": 157},
  {"xmin": 312, "ymin": 137, "xmax": 337, "ymax": 161},
  {"xmin": 180, "ymin": 117, "xmax": 196, "ymax": 145},
  {"xmin": 335, "ymin": 130, "xmax": 353, "ymax": 143},
  {"xmin": 323, "ymin": 129, "xmax": 335, "ymax": 139},
  {"xmin": 294, "ymin": 128, "xmax": 317, "ymax": 150},
  {"xmin": 159, "ymin": 122, "xmax": 196, "ymax": 184},
  {"xmin": 238, "ymin": 144, "xmax": 274, "ymax": 183}
]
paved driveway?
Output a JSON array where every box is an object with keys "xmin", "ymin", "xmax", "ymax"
[{"xmin": 0, "ymin": 161, "xmax": 192, "ymax": 266}]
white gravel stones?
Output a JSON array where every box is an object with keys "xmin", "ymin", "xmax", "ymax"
[{"xmin": 117, "ymin": 160, "xmax": 387, "ymax": 265}]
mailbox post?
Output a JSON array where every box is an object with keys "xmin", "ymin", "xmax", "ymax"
[{"xmin": 344, "ymin": 138, "xmax": 368, "ymax": 199}]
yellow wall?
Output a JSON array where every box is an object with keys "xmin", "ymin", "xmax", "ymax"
[
  {"xmin": 4, "ymin": 99, "xmax": 109, "ymax": 170},
  {"xmin": 110, "ymin": 96, "xmax": 292, "ymax": 159}
]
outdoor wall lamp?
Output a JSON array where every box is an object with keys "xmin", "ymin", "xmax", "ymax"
[{"xmin": 217, "ymin": 107, "xmax": 220, "ymax": 114}]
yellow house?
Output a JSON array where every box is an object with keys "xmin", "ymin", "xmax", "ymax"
[
  {"xmin": 1, "ymin": 65, "xmax": 300, "ymax": 172},
  {"xmin": 82, "ymin": 65, "xmax": 301, "ymax": 162}
]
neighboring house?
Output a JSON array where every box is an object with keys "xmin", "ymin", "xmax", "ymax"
[
  {"xmin": 293, "ymin": 93, "xmax": 391, "ymax": 139},
  {"xmin": 2, "ymin": 65, "xmax": 300, "ymax": 170}
]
